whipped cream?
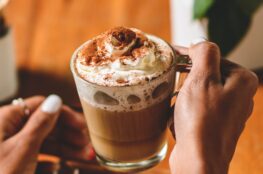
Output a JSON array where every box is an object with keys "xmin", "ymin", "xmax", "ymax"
[{"xmin": 74, "ymin": 27, "xmax": 174, "ymax": 86}]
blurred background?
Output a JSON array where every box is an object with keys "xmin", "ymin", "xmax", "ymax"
[
  {"xmin": 0, "ymin": 0, "xmax": 263, "ymax": 173},
  {"xmin": 4, "ymin": 0, "xmax": 171, "ymax": 78}
]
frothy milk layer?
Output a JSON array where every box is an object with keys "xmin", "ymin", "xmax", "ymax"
[{"xmin": 74, "ymin": 27, "xmax": 173, "ymax": 86}]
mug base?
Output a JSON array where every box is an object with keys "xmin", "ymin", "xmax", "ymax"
[{"xmin": 96, "ymin": 143, "xmax": 168, "ymax": 173}]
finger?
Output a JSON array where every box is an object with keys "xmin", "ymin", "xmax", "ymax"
[
  {"xmin": 46, "ymin": 104, "xmax": 88, "ymax": 148},
  {"xmin": 59, "ymin": 105, "xmax": 87, "ymax": 131},
  {"xmin": 59, "ymin": 143, "xmax": 95, "ymax": 161},
  {"xmin": 20, "ymin": 95, "xmax": 63, "ymax": 146},
  {"xmin": 245, "ymin": 100, "xmax": 254, "ymax": 122},
  {"xmin": 169, "ymin": 147, "xmax": 177, "ymax": 174},
  {"xmin": 235, "ymin": 100, "xmax": 254, "ymax": 136},
  {"xmin": 0, "ymin": 96, "xmax": 45, "ymax": 140},
  {"xmin": 188, "ymin": 40, "xmax": 221, "ymax": 83},
  {"xmin": 235, "ymin": 100, "xmax": 254, "ymax": 128},
  {"xmin": 48, "ymin": 126, "xmax": 89, "ymax": 148},
  {"xmin": 41, "ymin": 139, "xmax": 95, "ymax": 161},
  {"xmin": 23, "ymin": 96, "xmax": 46, "ymax": 114},
  {"xmin": 222, "ymin": 59, "xmax": 259, "ymax": 97},
  {"xmin": 59, "ymin": 129, "xmax": 89, "ymax": 147},
  {"xmin": 172, "ymin": 45, "xmax": 189, "ymax": 55},
  {"xmin": 0, "ymin": 96, "xmax": 45, "ymax": 119}
]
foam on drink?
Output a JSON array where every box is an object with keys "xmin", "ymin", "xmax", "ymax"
[{"xmin": 72, "ymin": 27, "xmax": 175, "ymax": 112}]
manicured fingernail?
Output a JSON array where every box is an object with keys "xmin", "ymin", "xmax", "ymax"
[
  {"xmin": 41, "ymin": 94, "xmax": 62, "ymax": 114},
  {"xmin": 191, "ymin": 37, "xmax": 207, "ymax": 45},
  {"xmin": 86, "ymin": 143, "xmax": 96, "ymax": 160}
]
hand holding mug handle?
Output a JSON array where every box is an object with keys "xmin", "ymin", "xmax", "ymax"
[{"xmin": 168, "ymin": 40, "xmax": 258, "ymax": 174}]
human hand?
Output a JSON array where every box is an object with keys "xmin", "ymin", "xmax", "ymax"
[
  {"xmin": 169, "ymin": 41, "xmax": 258, "ymax": 174},
  {"xmin": 0, "ymin": 95, "xmax": 93, "ymax": 174}
]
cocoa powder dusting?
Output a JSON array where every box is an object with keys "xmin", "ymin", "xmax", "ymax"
[
  {"xmin": 103, "ymin": 74, "xmax": 112, "ymax": 80},
  {"xmin": 110, "ymin": 27, "xmax": 136, "ymax": 45},
  {"xmin": 116, "ymin": 78, "xmax": 129, "ymax": 84},
  {"xmin": 77, "ymin": 26, "xmax": 152, "ymax": 66}
]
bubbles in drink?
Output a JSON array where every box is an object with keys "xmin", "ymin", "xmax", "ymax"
[
  {"xmin": 94, "ymin": 91, "xmax": 119, "ymax": 105},
  {"xmin": 127, "ymin": 95, "xmax": 141, "ymax": 104},
  {"xmin": 152, "ymin": 82, "xmax": 169, "ymax": 99}
]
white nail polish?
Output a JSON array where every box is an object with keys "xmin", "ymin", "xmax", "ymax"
[
  {"xmin": 41, "ymin": 94, "xmax": 62, "ymax": 114},
  {"xmin": 191, "ymin": 37, "xmax": 207, "ymax": 45}
]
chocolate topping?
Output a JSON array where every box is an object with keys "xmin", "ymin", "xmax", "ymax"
[
  {"xmin": 74, "ymin": 27, "xmax": 173, "ymax": 87},
  {"xmin": 110, "ymin": 27, "xmax": 136, "ymax": 46},
  {"xmin": 77, "ymin": 27, "xmax": 154, "ymax": 66}
]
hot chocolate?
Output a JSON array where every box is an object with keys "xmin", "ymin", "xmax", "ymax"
[{"xmin": 71, "ymin": 27, "xmax": 175, "ymax": 172}]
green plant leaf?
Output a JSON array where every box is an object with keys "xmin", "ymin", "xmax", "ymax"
[
  {"xmin": 193, "ymin": 0, "xmax": 215, "ymax": 19},
  {"xmin": 236, "ymin": 0, "xmax": 263, "ymax": 16},
  {"xmin": 208, "ymin": 1, "xmax": 251, "ymax": 56}
]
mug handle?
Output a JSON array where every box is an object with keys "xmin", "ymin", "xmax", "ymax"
[
  {"xmin": 173, "ymin": 54, "xmax": 192, "ymax": 97},
  {"xmin": 169, "ymin": 54, "xmax": 192, "ymax": 139}
]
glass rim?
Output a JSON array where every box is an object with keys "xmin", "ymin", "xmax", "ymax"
[{"xmin": 70, "ymin": 33, "xmax": 177, "ymax": 89}]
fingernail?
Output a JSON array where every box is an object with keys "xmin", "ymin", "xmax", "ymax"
[
  {"xmin": 86, "ymin": 143, "xmax": 96, "ymax": 160},
  {"xmin": 41, "ymin": 94, "xmax": 62, "ymax": 114},
  {"xmin": 191, "ymin": 37, "xmax": 207, "ymax": 45}
]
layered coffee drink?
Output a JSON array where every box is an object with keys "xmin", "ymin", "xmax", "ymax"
[{"xmin": 71, "ymin": 27, "xmax": 176, "ymax": 172}]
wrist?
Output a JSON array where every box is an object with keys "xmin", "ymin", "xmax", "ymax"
[{"xmin": 172, "ymin": 140, "xmax": 229, "ymax": 174}]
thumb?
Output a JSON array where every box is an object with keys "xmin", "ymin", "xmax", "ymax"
[{"xmin": 20, "ymin": 94, "xmax": 62, "ymax": 146}]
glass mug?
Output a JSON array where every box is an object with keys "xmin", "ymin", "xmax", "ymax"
[{"xmin": 70, "ymin": 34, "xmax": 191, "ymax": 172}]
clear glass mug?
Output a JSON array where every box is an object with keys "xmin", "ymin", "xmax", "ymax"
[{"xmin": 70, "ymin": 34, "xmax": 191, "ymax": 173}]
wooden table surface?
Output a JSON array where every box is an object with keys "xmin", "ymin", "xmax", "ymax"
[{"xmin": 3, "ymin": 0, "xmax": 263, "ymax": 173}]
